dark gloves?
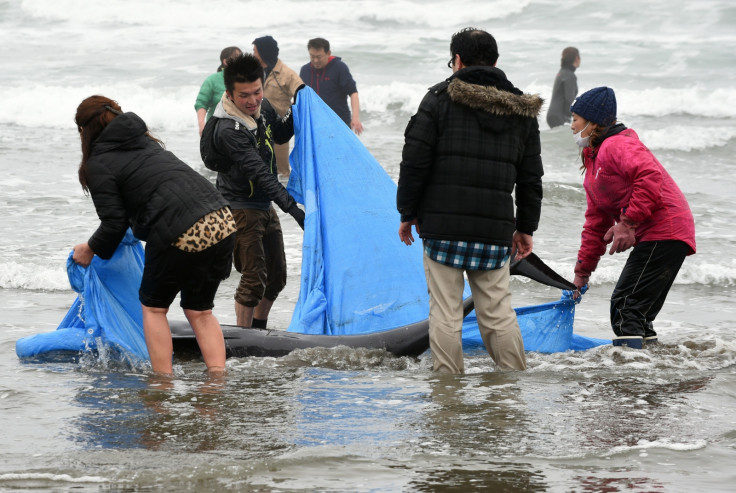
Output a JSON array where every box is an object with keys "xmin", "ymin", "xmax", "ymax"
[
  {"xmin": 288, "ymin": 203, "xmax": 305, "ymax": 230},
  {"xmin": 293, "ymin": 84, "xmax": 306, "ymax": 105}
]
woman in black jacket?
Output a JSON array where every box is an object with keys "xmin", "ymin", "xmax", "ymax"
[{"xmin": 72, "ymin": 95, "xmax": 236, "ymax": 375}]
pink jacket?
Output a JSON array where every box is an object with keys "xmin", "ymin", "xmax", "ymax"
[{"xmin": 575, "ymin": 127, "xmax": 696, "ymax": 277}]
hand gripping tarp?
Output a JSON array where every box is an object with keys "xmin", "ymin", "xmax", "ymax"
[
  {"xmin": 286, "ymin": 87, "xmax": 608, "ymax": 352},
  {"xmin": 16, "ymin": 230, "xmax": 149, "ymax": 363}
]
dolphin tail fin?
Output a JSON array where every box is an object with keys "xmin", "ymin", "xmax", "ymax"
[{"xmin": 510, "ymin": 252, "xmax": 576, "ymax": 290}]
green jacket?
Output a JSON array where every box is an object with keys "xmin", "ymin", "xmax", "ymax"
[{"xmin": 194, "ymin": 71, "xmax": 226, "ymax": 121}]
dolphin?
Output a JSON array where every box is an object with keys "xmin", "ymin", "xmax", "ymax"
[{"xmin": 170, "ymin": 254, "xmax": 574, "ymax": 358}]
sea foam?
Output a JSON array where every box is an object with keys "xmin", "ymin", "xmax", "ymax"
[{"xmin": 0, "ymin": 261, "xmax": 70, "ymax": 291}]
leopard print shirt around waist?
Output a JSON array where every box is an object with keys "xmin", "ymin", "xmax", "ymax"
[{"xmin": 172, "ymin": 207, "xmax": 237, "ymax": 252}]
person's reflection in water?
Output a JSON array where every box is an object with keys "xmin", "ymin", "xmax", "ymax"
[
  {"xmin": 408, "ymin": 372, "xmax": 548, "ymax": 492},
  {"xmin": 139, "ymin": 371, "xmax": 228, "ymax": 451}
]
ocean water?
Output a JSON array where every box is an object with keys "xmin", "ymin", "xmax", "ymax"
[{"xmin": 1, "ymin": 0, "xmax": 736, "ymax": 491}]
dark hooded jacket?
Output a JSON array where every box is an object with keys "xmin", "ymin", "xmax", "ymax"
[
  {"xmin": 397, "ymin": 66, "xmax": 544, "ymax": 246},
  {"xmin": 203, "ymin": 97, "xmax": 296, "ymax": 211},
  {"xmin": 85, "ymin": 112, "xmax": 228, "ymax": 259}
]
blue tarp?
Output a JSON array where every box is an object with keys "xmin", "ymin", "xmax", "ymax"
[
  {"xmin": 463, "ymin": 290, "xmax": 609, "ymax": 353},
  {"xmin": 16, "ymin": 230, "xmax": 149, "ymax": 363},
  {"xmin": 286, "ymin": 87, "xmax": 429, "ymax": 335}
]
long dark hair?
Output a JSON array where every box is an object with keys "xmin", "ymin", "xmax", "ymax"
[
  {"xmin": 579, "ymin": 122, "xmax": 615, "ymax": 171},
  {"xmin": 75, "ymin": 95, "xmax": 163, "ymax": 192}
]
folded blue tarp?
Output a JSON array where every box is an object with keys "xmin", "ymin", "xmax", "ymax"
[{"xmin": 463, "ymin": 291, "xmax": 609, "ymax": 353}]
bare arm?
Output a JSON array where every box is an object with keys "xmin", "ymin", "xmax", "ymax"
[
  {"xmin": 197, "ymin": 108, "xmax": 207, "ymax": 136},
  {"xmin": 349, "ymin": 92, "xmax": 363, "ymax": 135}
]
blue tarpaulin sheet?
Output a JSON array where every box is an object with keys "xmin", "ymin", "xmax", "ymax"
[
  {"xmin": 16, "ymin": 230, "xmax": 149, "ymax": 363},
  {"xmin": 16, "ymin": 90, "xmax": 608, "ymax": 362},
  {"xmin": 286, "ymin": 87, "xmax": 429, "ymax": 335}
]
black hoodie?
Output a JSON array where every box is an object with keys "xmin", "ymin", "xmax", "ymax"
[{"xmin": 86, "ymin": 112, "xmax": 227, "ymax": 258}]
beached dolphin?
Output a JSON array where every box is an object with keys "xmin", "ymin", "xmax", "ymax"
[
  {"xmin": 171, "ymin": 254, "xmax": 575, "ymax": 358},
  {"xmin": 170, "ymin": 296, "xmax": 476, "ymax": 359},
  {"xmin": 16, "ymin": 252, "xmax": 579, "ymax": 361}
]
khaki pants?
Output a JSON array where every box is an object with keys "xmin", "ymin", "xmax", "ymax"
[
  {"xmin": 423, "ymin": 253, "xmax": 526, "ymax": 373},
  {"xmin": 274, "ymin": 141, "xmax": 291, "ymax": 178}
]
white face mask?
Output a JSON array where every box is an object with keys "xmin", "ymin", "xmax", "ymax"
[{"xmin": 574, "ymin": 122, "xmax": 591, "ymax": 148}]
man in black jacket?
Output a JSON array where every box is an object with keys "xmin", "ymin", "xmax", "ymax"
[
  {"xmin": 201, "ymin": 53, "xmax": 305, "ymax": 329},
  {"xmin": 396, "ymin": 28, "xmax": 544, "ymax": 373}
]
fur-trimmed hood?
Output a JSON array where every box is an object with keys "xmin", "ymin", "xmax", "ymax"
[{"xmin": 447, "ymin": 66, "xmax": 543, "ymax": 118}]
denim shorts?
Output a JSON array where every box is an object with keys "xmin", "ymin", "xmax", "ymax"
[{"xmin": 139, "ymin": 234, "xmax": 235, "ymax": 311}]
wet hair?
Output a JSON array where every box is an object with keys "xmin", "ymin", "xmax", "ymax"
[
  {"xmin": 561, "ymin": 47, "xmax": 579, "ymax": 68},
  {"xmin": 450, "ymin": 27, "xmax": 498, "ymax": 67},
  {"xmin": 218, "ymin": 46, "xmax": 242, "ymax": 72},
  {"xmin": 75, "ymin": 95, "xmax": 163, "ymax": 192},
  {"xmin": 307, "ymin": 37, "xmax": 330, "ymax": 53},
  {"xmin": 223, "ymin": 53, "xmax": 265, "ymax": 93}
]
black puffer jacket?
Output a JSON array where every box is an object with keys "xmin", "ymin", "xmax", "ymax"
[
  {"xmin": 205, "ymin": 98, "xmax": 296, "ymax": 211},
  {"xmin": 86, "ymin": 112, "xmax": 228, "ymax": 259},
  {"xmin": 397, "ymin": 66, "xmax": 544, "ymax": 246}
]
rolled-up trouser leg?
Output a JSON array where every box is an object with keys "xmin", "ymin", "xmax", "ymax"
[
  {"xmin": 423, "ymin": 254, "xmax": 465, "ymax": 374},
  {"xmin": 466, "ymin": 263, "xmax": 527, "ymax": 370}
]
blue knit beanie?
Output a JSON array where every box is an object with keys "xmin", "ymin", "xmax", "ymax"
[{"xmin": 570, "ymin": 86, "xmax": 617, "ymax": 126}]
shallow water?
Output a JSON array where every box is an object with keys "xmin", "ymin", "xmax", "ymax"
[
  {"xmin": 3, "ymin": 284, "xmax": 735, "ymax": 491},
  {"xmin": 2, "ymin": 0, "xmax": 736, "ymax": 491},
  {"xmin": 3, "ymin": 352, "xmax": 736, "ymax": 492}
]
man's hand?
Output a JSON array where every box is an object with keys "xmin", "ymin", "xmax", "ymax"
[
  {"xmin": 351, "ymin": 118, "xmax": 364, "ymax": 135},
  {"xmin": 604, "ymin": 219, "xmax": 636, "ymax": 254},
  {"xmin": 72, "ymin": 242, "xmax": 95, "ymax": 267},
  {"xmin": 398, "ymin": 219, "xmax": 419, "ymax": 246},
  {"xmin": 287, "ymin": 204, "xmax": 305, "ymax": 230},
  {"xmin": 511, "ymin": 232, "xmax": 533, "ymax": 260}
]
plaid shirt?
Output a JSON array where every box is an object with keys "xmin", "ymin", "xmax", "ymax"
[{"xmin": 424, "ymin": 239, "xmax": 510, "ymax": 271}]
